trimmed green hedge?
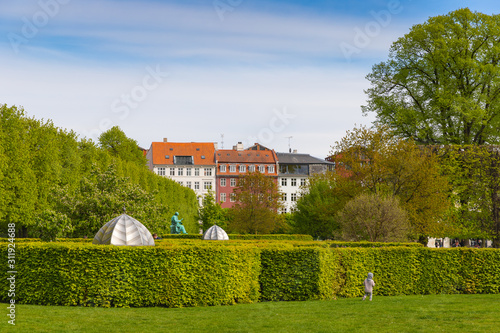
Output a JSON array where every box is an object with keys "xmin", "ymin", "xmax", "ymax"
[
  {"xmin": 1, "ymin": 243, "xmax": 260, "ymax": 307},
  {"xmin": 2, "ymin": 243, "xmax": 498, "ymax": 308}
]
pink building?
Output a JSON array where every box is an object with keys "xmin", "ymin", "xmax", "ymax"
[{"xmin": 215, "ymin": 143, "xmax": 278, "ymax": 208}]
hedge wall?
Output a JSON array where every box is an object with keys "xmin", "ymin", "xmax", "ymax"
[
  {"xmin": 1, "ymin": 243, "xmax": 260, "ymax": 307},
  {"xmin": 259, "ymin": 247, "xmax": 500, "ymax": 301},
  {"xmin": 2, "ymin": 243, "xmax": 499, "ymax": 308}
]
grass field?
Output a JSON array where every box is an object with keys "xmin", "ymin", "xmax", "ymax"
[{"xmin": 2, "ymin": 294, "xmax": 499, "ymax": 332}]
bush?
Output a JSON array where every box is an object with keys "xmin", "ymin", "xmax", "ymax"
[
  {"xmin": 1, "ymin": 243, "xmax": 260, "ymax": 307},
  {"xmin": 1, "ymin": 243, "xmax": 498, "ymax": 308}
]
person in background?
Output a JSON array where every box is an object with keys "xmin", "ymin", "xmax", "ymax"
[{"xmin": 362, "ymin": 272, "xmax": 376, "ymax": 301}]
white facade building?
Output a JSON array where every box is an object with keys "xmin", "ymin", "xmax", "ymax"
[{"xmin": 146, "ymin": 140, "xmax": 216, "ymax": 206}]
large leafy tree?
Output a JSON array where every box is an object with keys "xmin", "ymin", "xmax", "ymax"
[
  {"xmin": 439, "ymin": 145, "xmax": 500, "ymax": 247},
  {"xmin": 291, "ymin": 175, "xmax": 347, "ymax": 239},
  {"xmin": 329, "ymin": 126, "xmax": 452, "ymax": 241},
  {"xmin": 229, "ymin": 172, "xmax": 283, "ymax": 234},
  {"xmin": 363, "ymin": 8, "xmax": 500, "ymax": 145}
]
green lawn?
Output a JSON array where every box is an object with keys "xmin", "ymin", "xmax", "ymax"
[{"xmin": 2, "ymin": 294, "xmax": 499, "ymax": 332}]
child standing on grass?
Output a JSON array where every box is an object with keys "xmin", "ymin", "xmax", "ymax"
[{"xmin": 362, "ymin": 272, "xmax": 375, "ymax": 301}]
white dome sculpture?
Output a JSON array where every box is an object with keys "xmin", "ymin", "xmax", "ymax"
[
  {"xmin": 202, "ymin": 225, "xmax": 229, "ymax": 240},
  {"xmin": 92, "ymin": 214, "xmax": 155, "ymax": 246}
]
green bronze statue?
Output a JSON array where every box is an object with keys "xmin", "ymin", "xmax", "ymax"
[{"xmin": 170, "ymin": 212, "xmax": 188, "ymax": 234}]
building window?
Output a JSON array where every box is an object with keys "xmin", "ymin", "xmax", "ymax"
[
  {"xmin": 230, "ymin": 178, "xmax": 236, "ymax": 187},
  {"xmin": 157, "ymin": 167, "xmax": 166, "ymax": 176},
  {"xmin": 281, "ymin": 178, "xmax": 287, "ymax": 186},
  {"xmin": 220, "ymin": 165, "xmax": 226, "ymax": 172},
  {"xmin": 186, "ymin": 181, "xmax": 192, "ymax": 189},
  {"xmin": 195, "ymin": 168, "xmax": 200, "ymax": 176},
  {"xmin": 239, "ymin": 165, "xmax": 246, "ymax": 172},
  {"xmin": 178, "ymin": 181, "xmax": 184, "ymax": 186},
  {"xmin": 194, "ymin": 182, "xmax": 200, "ymax": 190},
  {"xmin": 291, "ymin": 193, "xmax": 297, "ymax": 201},
  {"xmin": 268, "ymin": 165, "xmax": 275, "ymax": 173},
  {"xmin": 282, "ymin": 193, "xmax": 287, "ymax": 201},
  {"xmin": 229, "ymin": 165, "xmax": 236, "ymax": 173},
  {"xmin": 220, "ymin": 193, "xmax": 226, "ymax": 202},
  {"xmin": 249, "ymin": 165, "xmax": 255, "ymax": 172},
  {"xmin": 204, "ymin": 181, "xmax": 212, "ymax": 190},
  {"xmin": 169, "ymin": 168, "xmax": 175, "ymax": 176},
  {"xmin": 186, "ymin": 168, "xmax": 192, "ymax": 176},
  {"xmin": 177, "ymin": 168, "xmax": 184, "ymax": 176},
  {"xmin": 173, "ymin": 156, "xmax": 193, "ymax": 165},
  {"xmin": 259, "ymin": 165, "xmax": 265, "ymax": 173},
  {"xmin": 291, "ymin": 178, "xmax": 297, "ymax": 186},
  {"xmin": 230, "ymin": 193, "xmax": 236, "ymax": 202},
  {"xmin": 204, "ymin": 168, "xmax": 212, "ymax": 176},
  {"xmin": 220, "ymin": 178, "xmax": 226, "ymax": 187},
  {"xmin": 300, "ymin": 178, "xmax": 306, "ymax": 186}
]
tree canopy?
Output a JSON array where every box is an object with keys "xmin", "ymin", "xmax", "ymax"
[
  {"xmin": 228, "ymin": 172, "xmax": 283, "ymax": 234},
  {"xmin": 328, "ymin": 126, "xmax": 452, "ymax": 240},
  {"xmin": 0, "ymin": 104, "xmax": 199, "ymax": 239},
  {"xmin": 338, "ymin": 193, "xmax": 409, "ymax": 242},
  {"xmin": 363, "ymin": 8, "xmax": 500, "ymax": 145}
]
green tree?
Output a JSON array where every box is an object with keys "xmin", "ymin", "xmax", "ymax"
[
  {"xmin": 229, "ymin": 172, "xmax": 283, "ymax": 234},
  {"xmin": 338, "ymin": 193, "xmax": 409, "ymax": 242},
  {"xmin": 56, "ymin": 163, "xmax": 169, "ymax": 237},
  {"xmin": 363, "ymin": 8, "xmax": 500, "ymax": 145},
  {"xmin": 439, "ymin": 145, "xmax": 500, "ymax": 247},
  {"xmin": 98, "ymin": 126, "xmax": 146, "ymax": 167},
  {"xmin": 291, "ymin": 175, "xmax": 346, "ymax": 239},
  {"xmin": 0, "ymin": 105, "xmax": 37, "ymax": 236},
  {"xmin": 330, "ymin": 126, "xmax": 453, "ymax": 241},
  {"xmin": 199, "ymin": 190, "xmax": 229, "ymax": 232}
]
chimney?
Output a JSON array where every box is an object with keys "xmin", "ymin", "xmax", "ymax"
[
  {"xmin": 293, "ymin": 149, "xmax": 298, "ymax": 154},
  {"xmin": 163, "ymin": 138, "xmax": 168, "ymax": 143},
  {"xmin": 233, "ymin": 142, "xmax": 244, "ymax": 151},
  {"xmin": 214, "ymin": 142, "xmax": 218, "ymax": 150}
]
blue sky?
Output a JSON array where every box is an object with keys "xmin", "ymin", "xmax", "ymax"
[{"xmin": 1, "ymin": 0, "xmax": 498, "ymax": 157}]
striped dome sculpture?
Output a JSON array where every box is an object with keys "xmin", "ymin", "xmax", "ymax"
[
  {"xmin": 92, "ymin": 214, "xmax": 155, "ymax": 246},
  {"xmin": 202, "ymin": 225, "xmax": 229, "ymax": 240}
]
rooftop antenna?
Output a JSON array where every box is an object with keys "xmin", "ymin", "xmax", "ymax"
[
  {"xmin": 285, "ymin": 136, "xmax": 293, "ymax": 153},
  {"xmin": 220, "ymin": 134, "xmax": 224, "ymax": 149}
]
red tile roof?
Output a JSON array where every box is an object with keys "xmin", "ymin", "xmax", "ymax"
[
  {"xmin": 149, "ymin": 142, "xmax": 216, "ymax": 165},
  {"xmin": 216, "ymin": 149, "xmax": 277, "ymax": 163}
]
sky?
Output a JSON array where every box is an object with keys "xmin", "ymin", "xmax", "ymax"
[{"xmin": 1, "ymin": 0, "xmax": 499, "ymax": 158}]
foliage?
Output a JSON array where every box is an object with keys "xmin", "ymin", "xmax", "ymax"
[
  {"xmin": 0, "ymin": 242, "xmax": 261, "ymax": 308},
  {"xmin": 98, "ymin": 126, "xmax": 147, "ymax": 168},
  {"xmin": 229, "ymin": 172, "xmax": 283, "ymax": 234},
  {"xmin": 54, "ymin": 163, "xmax": 169, "ymax": 237},
  {"xmin": 291, "ymin": 175, "xmax": 346, "ymax": 239},
  {"xmin": 0, "ymin": 104, "xmax": 199, "ymax": 237},
  {"xmin": 329, "ymin": 125, "xmax": 453, "ymax": 240},
  {"xmin": 2, "ymin": 242, "xmax": 498, "ymax": 309},
  {"xmin": 198, "ymin": 189, "xmax": 230, "ymax": 232},
  {"xmin": 363, "ymin": 8, "xmax": 500, "ymax": 145},
  {"xmin": 338, "ymin": 193, "xmax": 409, "ymax": 242},
  {"xmin": 32, "ymin": 209, "xmax": 74, "ymax": 242},
  {"xmin": 438, "ymin": 145, "xmax": 500, "ymax": 246}
]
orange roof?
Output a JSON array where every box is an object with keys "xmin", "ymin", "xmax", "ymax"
[
  {"xmin": 149, "ymin": 142, "xmax": 216, "ymax": 165},
  {"xmin": 216, "ymin": 149, "xmax": 277, "ymax": 163}
]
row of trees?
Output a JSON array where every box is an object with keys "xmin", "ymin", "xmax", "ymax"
[
  {"xmin": 0, "ymin": 104, "xmax": 199, "ymax": 240},
  {"xmin": 198, "ymin": 125, "xmax": 499, "ymax": 247}
]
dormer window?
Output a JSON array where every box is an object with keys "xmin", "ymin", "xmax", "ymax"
[{"xmin": 174, "ymin": 156, "xmax": 194, "ymax": 165}]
